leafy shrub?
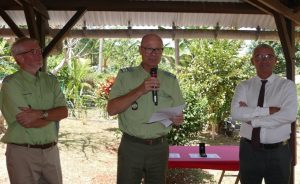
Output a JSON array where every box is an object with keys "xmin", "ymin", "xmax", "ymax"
[
  {"xmin": 168, "ymin": 39, "xmax": 253, "ymax": 145},
  {"xmin": 168, "ymin": 86, "xmax": 209, "ymax": 145}
]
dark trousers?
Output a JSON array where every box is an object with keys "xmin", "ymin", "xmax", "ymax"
[
  {"xmin": 117, "ymin": 135, "xmax": 169, "ymax": 184},
  {"xmin": 239, "ymin": 138, "xmax": 291, "ymax": 184}
]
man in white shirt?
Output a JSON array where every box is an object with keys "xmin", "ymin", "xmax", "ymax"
[{"xmin": 231, "ymin": 44, "xmax": 298, "ymax": 184}]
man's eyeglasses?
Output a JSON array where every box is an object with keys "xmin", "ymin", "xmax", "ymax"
[
  {"xmin": 142, "ymin": 47, "xmax": 164, "ymax": 54},
  {"xmin": 16, "ymin": 48, "xmax": 42, "ymax": 56},
  {"xmin": 254, "ymin": 54, "xmax": 275, "ymax": 62}
]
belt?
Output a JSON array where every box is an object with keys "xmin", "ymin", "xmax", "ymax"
[
  {"xmin": 242, "ymin": 137, "xmax": 288, "ymax": 150},
  {"xmin": 123, "ymin": 133, "xmax": 166, "ymax": 145},
  {"xmin": 10, "ymin": 142, "xmax": 57, "ymax": 149}
]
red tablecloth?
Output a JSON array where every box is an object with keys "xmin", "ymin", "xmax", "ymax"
[{"xmin": 168, "ymin": 146, "xmax": 240, "ymax": 171}]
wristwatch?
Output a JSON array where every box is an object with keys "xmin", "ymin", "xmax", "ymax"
[{"xmin": 41, "ymin": 110, "xmax": 48, "ymax": 119}]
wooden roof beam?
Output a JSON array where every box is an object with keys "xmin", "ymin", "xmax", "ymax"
[
  {"xmin": 43, "ymin": 8, "xmax": 87, "ymax": 58},
  {"xmin": 0, "ymin": 9, "xmax": 25, "ymax": 38},
  {"xmin": 1, "ymin": 1, "xmax": 266, "ymax": 14},
  {"xmin": 243, "ymin": 0, "xmax": 275, "ymax": 15},
  {"xmin": 274, "ymin": 13, "xmax": 295, "ymax": 80},
  {"xmin": 255, "ymin": 0, "xmax": 300, "ymax": 25},
  {"xmin": 4, "ymin": 28, "xmax": 300, "ymax": 42},
  {"xmin": 23, "ymin": 1, "xmax": 39, "ymax": 39},
  {"xmin": 16, "ymin": 0, "xmax": 49, "ymax": 19}
]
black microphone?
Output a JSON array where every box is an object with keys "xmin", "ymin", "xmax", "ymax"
[{"xmin": 150, "ymin": 68, "xmax": 158, "ymax": 105}]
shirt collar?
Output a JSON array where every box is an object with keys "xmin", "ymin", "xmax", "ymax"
[
  {"xmin": 20, "ymin": 69, "xmax": 41, "ymax": 82},
  {"xmin": 138, "ymin": 64, "xmax": 150, "ymax": 76},
  {"xmin": 255, "ymin": 73, "xmax": 275, "ymax": 84}
]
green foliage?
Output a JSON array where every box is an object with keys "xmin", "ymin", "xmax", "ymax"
[
  {"xmin": 57, "ymin": 58, "xmax": 96, "ymax": 117},
  {"xmin": 168, "ymin": 39, "xmax": 254, "ymax": 145},
  {"xmin": 0, "ymin": 38, "xmax": 17, "ymax": 79},
  {"xmin": 101, "ymin": 39, "xmax": 141, "ymax": 72}
]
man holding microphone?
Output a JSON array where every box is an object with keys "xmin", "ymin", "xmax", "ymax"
[{"xmin": 107, "ymin": 33, "xmax": 185, "ymax": 184}]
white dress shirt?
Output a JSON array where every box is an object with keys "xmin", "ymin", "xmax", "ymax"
[{"xmin": 231, "ymin": 74, "xmax": 298, "ymax": 144}]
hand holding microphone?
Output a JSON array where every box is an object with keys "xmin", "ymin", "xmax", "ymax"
[{"xmin": 150, "ymin": 68, "xmax": 158, "ymax": 105}]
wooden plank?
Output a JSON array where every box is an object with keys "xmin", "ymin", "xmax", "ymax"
[
  {"xmin": 274, "ymin": 13, "xmax": 295, "ymax": 78},
  {"xmin": 43, "ymin": 8, "xmax": 87, "ymax": 58},
  {"xmin": 1, "ymin": 1, "xmax": 265, "ymax": 14},
  {"xmin": 256, "ymin": 0, "xmax": 300, "ymax": 25},
  {"xmin": 3, "ymin": 28, "xmax": 299, "ymax": 41},
  {"xmin": 15, "ymin": 0, "xmax": 49, "ymax": 19},
  {"xmin": 23, "ymin": 2, "xmax": 39, "ymax": 39},
  {"xmin": 0, "ymin": 8, "xmax": 25, "ymax": 37},
  {"xmin": 243, "ymin": 0, "xmax": 275, "ymax": 15},
  {"xmin": 36, "ymin": 14, "xmax": 47, "ymax": 71},
  {"xmin": 273, "ymin": 12, "xmax": 296, "ymax": 184}
]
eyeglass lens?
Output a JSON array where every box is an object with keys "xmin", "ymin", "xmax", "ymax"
[
  {"xmin": 142, "ymin": 47, "xmax": 163, "ymax": 54},
  {"xmin": 255, "ymin": 54, "xmax": 274, "ymax": 61},
  {"xmin": 17, "ymin": 48, "xmax": 42, "ymax": 55}
]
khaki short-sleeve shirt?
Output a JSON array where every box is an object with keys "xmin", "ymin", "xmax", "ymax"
[
  {"xmin": 0, "ymin": 70, "xmax": 67, "ymax": 144},
  {"xmin": 109, "ymin": 65, "xmax": 185, "ymax": 139}
]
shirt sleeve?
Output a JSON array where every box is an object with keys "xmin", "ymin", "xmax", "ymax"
[
  {"xmin": 231, "ymin": 82, "xmax": 269, "ymax": 123},
  {"xmin": 251, "ymin": 81, "xmax": 298, "ymax": 128},
  {"xmin": 52, "ymin": 77, "xmax": 67, "ymax": 107},
  {"xmin": 0, "ymin": 80, "xmax": 29, "ymax": 124},
  {"xmin": 108, "ymin": 71, "xmax": 124, "ymax": 100},
  {"xmin": 171, "ymin": 77, "xmax": 185, "ymax": 107}
]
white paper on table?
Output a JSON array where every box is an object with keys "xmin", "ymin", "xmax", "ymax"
[
  {"xmin": 188, "ymin": 153, "xmax": 220, "ymax": 159},
  {"xmin": 169, "ymin": 153, "xmax": 181, "ymax": 158},
  {"xmin": 148, "ymin": 104, "xmax": 185, "ymax": 127}
]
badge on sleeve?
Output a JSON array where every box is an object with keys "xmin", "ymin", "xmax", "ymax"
[{"xmin": 131, "ymin": 101, "xmax": 138, "ymax": 110}]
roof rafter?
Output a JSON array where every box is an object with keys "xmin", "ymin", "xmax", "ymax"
[
  {"xmin": 244, "ymin": 0, "xmax": 300, "ymax": 25},
  {"xmin": 17, "ymin": 0, "xmax": 49, "ymax": 19},
  {"xmin": 1, "ymin": 0, "xmax": 265, "ymax": 14}
]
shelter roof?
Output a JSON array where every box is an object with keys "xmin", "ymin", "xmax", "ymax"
[{"xmin": 1, "ymin": 0, "xmax": 299, "ymax": 30}]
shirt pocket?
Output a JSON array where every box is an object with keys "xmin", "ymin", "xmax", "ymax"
[
  {"xmin": 158, "ymin": 90, "xmax": 173, "ymax": 107},
  {"xmin": 22, "ymin": 91, "xmax": 34, "ymax": 106}
]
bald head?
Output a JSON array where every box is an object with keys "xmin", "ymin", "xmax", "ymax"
[
  {"xmin": 141, "ymin": 34, "xmax": 163, "ymax": 47},
  {"xmin": 11, "ymin": 37, "xmax": 39, "ymax": 57}
]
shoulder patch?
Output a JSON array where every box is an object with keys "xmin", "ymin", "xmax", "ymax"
[
  {"xmin": 120, "ymin": 67, "xmax": 134, "ymax": 73},
  {"xmin": 162, "ymin": 71, "xmax": 176, "ymax": 79}
]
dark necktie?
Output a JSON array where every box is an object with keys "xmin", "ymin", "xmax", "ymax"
[{"xmin": 251, "ymin": 80, "xmax": 267, "ymax": 149}]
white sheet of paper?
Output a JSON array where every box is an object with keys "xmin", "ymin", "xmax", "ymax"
[
  {"xmin": 148, "ymin": 104, "xmax": 185, "ymax": 127},
  {"xmin": 160, "ymin": 119, "xmax": 173, "ymax": 127},
  {"xmin": 169, "ymin": 153, "xmax": 181, "ymax": 158},
  {"xmin": 188, "ymin": 153, "xmax": 220, "ymax": 159}
]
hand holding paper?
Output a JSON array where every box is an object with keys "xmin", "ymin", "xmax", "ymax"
[{"xmin": 148, "ymin": 104, "xmax": 185, "ymax": 127}]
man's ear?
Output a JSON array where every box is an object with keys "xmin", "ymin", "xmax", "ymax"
[{"xmin": 14, "ymin": 55, "xmax": 23, "ymax": 65}]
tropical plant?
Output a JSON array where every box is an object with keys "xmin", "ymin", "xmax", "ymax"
[
  {"xmin": 95, "ymin": 75, "xmax": 116, "ymax": 118},
  {"xmin": 168, "ymin": 39, "xmax": 254, "ymax": 144},
  {"xmin": 0, "ymin": 38, "xmax": 17, "ymax": 79}
]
